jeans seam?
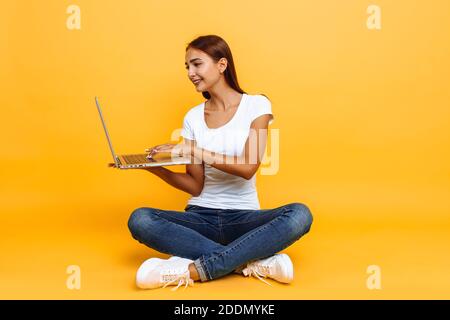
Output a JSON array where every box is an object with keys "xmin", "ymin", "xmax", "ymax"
[{"xmin": 218, "ymin": 214, "xmax": 225, "ymax": 245}]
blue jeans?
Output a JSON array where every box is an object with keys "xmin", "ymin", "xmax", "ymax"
[{"xmin": 128, "ymin": 202, "xmax": 313, "ymax": 282}]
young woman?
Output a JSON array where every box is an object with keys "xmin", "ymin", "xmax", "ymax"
[{"xmin": 128, "ymin": 35, "xmax": 313, "ymax": 291}]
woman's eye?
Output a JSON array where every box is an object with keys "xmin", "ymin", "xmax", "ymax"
[{"xmin": 185, "ymin": 64, "xmax": 201, "ymax": 69}]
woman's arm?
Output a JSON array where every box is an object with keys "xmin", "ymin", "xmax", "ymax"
[
  {"xmin": 148, "ymin": 114, "xmax": 272, "ymax": 181},
  {"xmin": 141, "ymin": 138, "xmax": 204, "ymax": 196},
  {"xmin": 143, "ymin": 166, "xmax": 203, "ymax": 196},
  {"xmin": 191, "ymin": 114, "xmax": 272, "ymax": 180}
]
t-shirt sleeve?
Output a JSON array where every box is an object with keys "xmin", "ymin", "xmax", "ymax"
[
  {"xmin": 250, "ymin": 95, "xmax": 274, "ymax": 125},
  {"xmin": 181, "ymin": 112, "xmax": 195, "ymax": 140}
]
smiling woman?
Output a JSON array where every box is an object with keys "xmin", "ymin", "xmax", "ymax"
[
  {"xmin": 128, "ymin": 34, "xmax": 313, "ymax": 292},
  {"xmin": 184, "ymin": 35, "xmax": 245, "ymax": 100}
]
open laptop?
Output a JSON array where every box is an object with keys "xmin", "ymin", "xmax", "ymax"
[{"xmin": 95, "ymin": 96, "xmax": 191, "ymax": 169}]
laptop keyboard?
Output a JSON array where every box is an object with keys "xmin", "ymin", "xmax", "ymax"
[{"xmin": 122, "ymin": 154, "xmax": 151, "ymax": 164}]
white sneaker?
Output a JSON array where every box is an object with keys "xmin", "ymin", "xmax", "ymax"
[
  {"xmin": 241, "ymin": 253, "xmax": 294, "ymax": 285},
  {"xmin": 136, "ymin": 256, "xmax": 195, "ymax": 291}
]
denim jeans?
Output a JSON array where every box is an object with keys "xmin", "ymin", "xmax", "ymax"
[{"xmin": 128, "ymin": 202, "xmax": 313, "ymax": 282}]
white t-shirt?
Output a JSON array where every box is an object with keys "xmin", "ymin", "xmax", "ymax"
[{"xmin": 180, "ymin": 93, "xmax": 274, "ymax": 210}]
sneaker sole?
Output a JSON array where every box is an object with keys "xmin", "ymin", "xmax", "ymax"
[{"xmin": 276, "ymin": 254, "xmax": 294, "ymax": 283}]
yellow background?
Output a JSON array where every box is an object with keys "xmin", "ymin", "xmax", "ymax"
[{"xmin": 1, "ymin": 0, "xmax": 449, "ymax": 299}]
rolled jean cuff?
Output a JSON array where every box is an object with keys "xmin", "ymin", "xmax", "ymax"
[{"xmin": 193, "ymin": 258, "xmax": 209, "ymax": 282}]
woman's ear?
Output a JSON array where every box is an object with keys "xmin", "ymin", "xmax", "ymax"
[{"xmin": 218, "ymin": 57, "xmax": 227, "ymax": 73}]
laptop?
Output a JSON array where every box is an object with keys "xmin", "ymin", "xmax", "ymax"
[{"xmin": 95, "ymin": 96, "xmax": 191, "ymax": 169}]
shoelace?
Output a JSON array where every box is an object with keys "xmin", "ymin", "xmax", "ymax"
[
  {"xmin": 161, "ymin": 269, "xmax": 195, "ymax": 291},
  {"xmin": 242, "ymin": 264, "xmax": 273, "ymax": 286}
]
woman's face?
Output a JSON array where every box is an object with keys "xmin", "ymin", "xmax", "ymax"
[{"xmin": 185, "ymin": 47, "xmax": 226, "ymax": 92}]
